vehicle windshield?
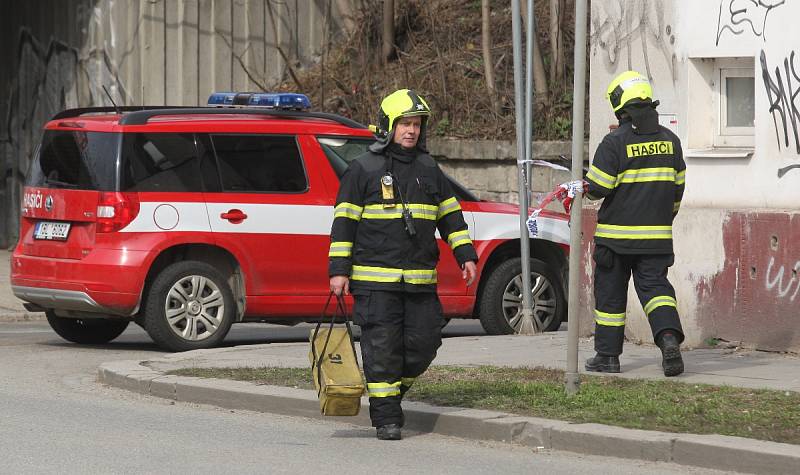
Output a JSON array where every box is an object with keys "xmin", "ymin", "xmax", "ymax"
[
  {"xmin": 318, "ymin": 136, "xmax": 479, "ymax": 202},
  {"xmin": 27, "ymin": 130, "xmax": 120, "ymax": 190}
]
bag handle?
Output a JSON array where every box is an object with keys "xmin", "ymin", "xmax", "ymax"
[{"xmin": 311, "ymin": 292, "xmax": 359, "ymax": 397}]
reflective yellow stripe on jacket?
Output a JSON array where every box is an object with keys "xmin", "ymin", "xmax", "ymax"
[
  {"xmin": 595, "ymin": 224, "xmax": 672, "ymax": 240},
  {"xmin": 334, "ymin": 202, "xmax": 363, "ymax": 221},
  {"xmin": 616, "ymin": 167, "xmax": 676, "ymax": 185},
  {"xmin": 362, "ymin": 204, "xmax": 437, "ymax": 220},
  {"xmin": 586, "ymin": 165, "xmax": 616, "ymax": 189},
  {"xmin": 437, "ymin": 197, "xmax": 461, "ymax": 220},
  {"xmin": 351, "ymin": 265, "xmax": 437, "ymax": 285},
  {"xmin": 367, "ymin": 381, "xmax": 401, "ymax": 398},
  {"xmin": 328, "ymin": 241, "xmax": 353, "ymax": 258},
  {"xmin": 446, "ymin": 230, "xmax": 472, "ymax": 251}
]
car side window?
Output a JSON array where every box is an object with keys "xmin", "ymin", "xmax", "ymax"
[
  {"xmin": 120, "ymin": 133, "xmax": 202, "ymax": 192},
  {"xmin": 210, "ymin": 135, "xmax": 308, "ymax": 193}
]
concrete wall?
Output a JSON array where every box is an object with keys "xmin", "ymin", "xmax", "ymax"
[
  {"xmin": 0, "ymin": 0, "xmax": 350, "ymax": 248},
  {"xmin": 589, "ymin": 0, "xmax": 800, "ymax": 351},
  {"xmin": 429, "ymin": 138, "xmax": 586, "ymax": 204}
]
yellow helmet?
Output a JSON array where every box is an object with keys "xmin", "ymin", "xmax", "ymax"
[
  {"xmin": 378, "ymin": 89, "xmax": 431, "ymax": 135},
  {"xmin": 606, "ymin": 71, "xmax": 652, "ymax": 112}
]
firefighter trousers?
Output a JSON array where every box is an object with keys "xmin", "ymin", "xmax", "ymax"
[
  {"xmin": 592, "ymin": 245, "xmax": 684, "ymax": 356},
  {"xmin": 352, "ymin": 289, "xmax": 443, "ymax": 428}
]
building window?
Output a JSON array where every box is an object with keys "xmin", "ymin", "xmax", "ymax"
[
  {"xmin": 717, "ymin": 66, "xmax": 755, "ymax": 147},
  {"xmin": 686, "ymin": 57, "xmax": 755, "ymax": 156}
]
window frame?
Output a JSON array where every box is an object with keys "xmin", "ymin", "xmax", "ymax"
[
  {"xmin": 714, "ymin": 60, "xmax": 755, "ymax": 148},
  {"xmin": 208, "ymin": 133, "xmax": 310, "ymax": 194}
]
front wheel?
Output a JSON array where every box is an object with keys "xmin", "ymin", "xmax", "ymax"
[
  {"xmin": 478, "ymin": 257, "xmax": 566, "ymax": 335},
  {"xmin": 45, "ymin": 311, "xmax": 130, "ymax": 344},
  {"xmin": 144, "ymin": 261, "xmax": 235, "ymax": 352}
]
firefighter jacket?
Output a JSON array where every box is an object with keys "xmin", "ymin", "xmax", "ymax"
[
  {"xmin": 585, "ymin": 120, "xmax": 686, "ymax": 254},
  {"xmin": 329, "ymin": 143, "xmax": 478, "ymax": 293}
]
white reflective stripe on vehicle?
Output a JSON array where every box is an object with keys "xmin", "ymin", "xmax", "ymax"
[
  {"xmin": 471, "ymin": 211, "xmax": 570, "ymax": 245},
  {"xmin": 120, "ymin": 202, "xmax": 211, "ymax": 233}
]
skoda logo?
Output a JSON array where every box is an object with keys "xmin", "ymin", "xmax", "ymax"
[{"xmin": 44, "ymin": 196, "xmax": 53, "ymax": 211}]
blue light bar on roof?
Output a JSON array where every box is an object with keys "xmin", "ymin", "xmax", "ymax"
[{"xmin": 207, "ymin": 92, "xmax": 311, "ymax": 110}]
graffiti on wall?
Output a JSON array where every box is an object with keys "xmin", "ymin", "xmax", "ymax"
[
  {"xmin": 765, "ymin": 255, "xmax": 800, "ymax": 301},
  {"xmin": 760, "ymin": 49, "xmax": 800, "ymax": 178},
  {"xmin": 591, "ymin": 0, "xmax": 676, "ymax": 82},
  {"xmin": 715, "ymin": 0, "xmax": 785, "ymax": 46}
]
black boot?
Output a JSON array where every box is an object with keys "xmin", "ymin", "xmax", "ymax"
[
  {"xmin": 376, "ymin": 424, "xmax": 402, "ymax": 440},
  {"xmin": 585, "ymin": 354, "xmax": 621, "ymax": 373},
  {"xmin": 658, "ymin": 332, "xmax": 684, "ymax": 377}
]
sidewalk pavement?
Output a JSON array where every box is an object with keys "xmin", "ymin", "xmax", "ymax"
[
  {"xmin": 5, "ymin": 251, "xmax": 798, "ymax": 472},
  {"xmin": 100, "ymin": 332, "xmax": 800, "ymax": 475}
]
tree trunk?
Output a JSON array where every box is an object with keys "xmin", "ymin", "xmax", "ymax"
[
  {"xmin": 382, "ymin": 0, "xmax": 395, "ymax": 64},
  {"xmin": 481, "ymin": 0, "xmax": 499, "ymax": 115},
  {"xmin": 549, "ymin": 0, "xmax": 566, "ymax": 88},
  {"xmin": 334, "ymin": 0, "xmax": 356, "ymax": 37},
  {"xmin": 521, "ymin": 1, "xmax": 549, "ymax": 102}
]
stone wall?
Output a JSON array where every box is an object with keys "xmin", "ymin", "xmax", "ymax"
[{"xmin": 429, "ymin": 138, "xmax": 588, "ymax": 204}]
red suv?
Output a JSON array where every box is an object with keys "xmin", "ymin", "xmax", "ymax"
[{"xmin": 11, "ymin": 93, "xmax": 570, "ymax": 351}]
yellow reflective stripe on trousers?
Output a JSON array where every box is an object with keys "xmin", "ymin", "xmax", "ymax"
[
  {"xmin": 595, "ymin": 224, "xmax": 672, "ymax": 240},
  {"xmin": 675, "ymin": 170, "xmax": 686, "ymax": 185},
  {"xmin": 644, "ymin": 295, "xmax": 677, "ymax": 316},
  {"xmin": 328, "ymin": 241, "xmax": 353, "ymax": 258},
  {"xmin": 616, "ymin": 167, "xmax": 676, "ymax": 185},
  {"xmin": 367, "ymin": 381, "xmax": 401, "ymax": 397},
  {"xmin": 334, "ymin": 202, "xmax": 363, "ymax": 221},
  {"xmin": 586, "ymin": 164, "xmax": 616, "ymax": 189},
  {"xmin": 446, "ymin": 230, "xmax": 472, "ymax": 250},
  {"xmin": 437, "ymin": 197, "xmax": 461, "ymax": 220},
  {"xmin": 351, "ymin": 266, "xmax": 437, "ymax": 284},
  {"xmin": 403, "ymin": 268, "xmax": 437, "ymax": 284},
  {"xmin": 595, "ymin": 309, "xmax": 626, "ymax": 327}
]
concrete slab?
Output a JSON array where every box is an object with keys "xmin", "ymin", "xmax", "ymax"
[
  {"xmin": 672, "ymin": 434, "xmax": 800, "ymax": 475},
  {"xmin": 550, "ymin": 423, "xmax": 675, "ymax": 462}
]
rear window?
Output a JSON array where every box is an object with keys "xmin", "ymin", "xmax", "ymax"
[
  {"xmin": 318, "ymin": 136, "xmax": 479, "ymax": 202},
  {"xmin": 210, "ymin": 135, "xmax": 307, "ymax": 193},
  {"xmin": 27, "ymin": 130, "xmax": 120, "ymax": 190},
  {"xmin": 120, "ymin": 133, "xmax": 202, "ymax": 192}
]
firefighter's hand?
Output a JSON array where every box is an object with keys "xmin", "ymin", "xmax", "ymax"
[
  {"xmin": 330, "ymin": 275, "xmax": 350, "ymax": 296},
  {"xmin": 462, "ymin": 261, "xmax": 477, "ymax": 287}
]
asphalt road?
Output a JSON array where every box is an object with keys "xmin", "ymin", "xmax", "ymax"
[{"xmin": 0, "ymin": 320, "xmax": 732, "ymax": 474}]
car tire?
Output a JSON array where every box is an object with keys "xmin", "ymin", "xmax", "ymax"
[
  {"xmin": 144, "ymin": 260, "xmax": 235, "ymax": 352},
  {"xmin": 479, "ymin": 257, "xmax": 565, "ymax": 335},
  {"xmin": 45, "ymin": 311, "xmax": 130, "ymax": 344}
]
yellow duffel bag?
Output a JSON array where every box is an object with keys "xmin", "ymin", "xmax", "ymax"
[{"xmin": 309, "ymin": 293, "xmax": 365, "ymax": 416}]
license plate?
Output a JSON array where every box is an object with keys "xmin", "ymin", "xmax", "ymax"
[{"xmin": 34, "ymin": 221, "xmax": 71, "ymax": 241}]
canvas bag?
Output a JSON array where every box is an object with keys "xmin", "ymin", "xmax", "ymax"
[{"xmin": 309, "ymin": 292, "xmax": 365, "ymax": 416}]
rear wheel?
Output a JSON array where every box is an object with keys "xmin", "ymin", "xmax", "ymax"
[
  {"xmin": 144, "ymin": 260, "xmax": 235, "ymax": 352},
  {"xmin": 479, "ymin": 257, "xmax": 565, "ymax": 335},
  {"xmin": 45, "ymin": 311, "xmax": 130, "ymax": 344}
]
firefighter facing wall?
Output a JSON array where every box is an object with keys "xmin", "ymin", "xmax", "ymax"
[{"xmin": 587, "ymin": 0, "xmax": 800, "ymax": 352}]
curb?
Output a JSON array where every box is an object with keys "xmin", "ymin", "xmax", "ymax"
[
  {"xmin": 99, "ymin": 360, "xmax": 800, "ymax": 475},
  {"xmin": 0, "ymin": 311, "xmax": 45, "ymax": 322}
]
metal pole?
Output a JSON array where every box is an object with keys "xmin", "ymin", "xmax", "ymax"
[
  {"xmin": 524, "ymin": 0, "xmax": 534, "ymax": 208},
  {"xmin": 512, "ymin": 0, "xmax": 536, "ymax": 335},
  {"xmin": 565, "ymin": 0, "xmax": 588, "ymax": 395}
]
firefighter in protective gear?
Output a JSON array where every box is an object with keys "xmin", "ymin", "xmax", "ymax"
[
  {"xmin": 584, "ymin": 71, "xmax": 686, "ymax": 377},
  {"xmin": 329, "ymin": 89, "xmax": 478, "ymax": 440}
]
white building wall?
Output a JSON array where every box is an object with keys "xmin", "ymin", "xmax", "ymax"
[{"xmin": 589, "ymin": 0, "xmax": 800, "ymax": 351}]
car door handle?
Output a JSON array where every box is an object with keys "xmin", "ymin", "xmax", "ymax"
[{"xmin": 220, "ymin": 209, "xmax": 248, "ymax": 224}]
